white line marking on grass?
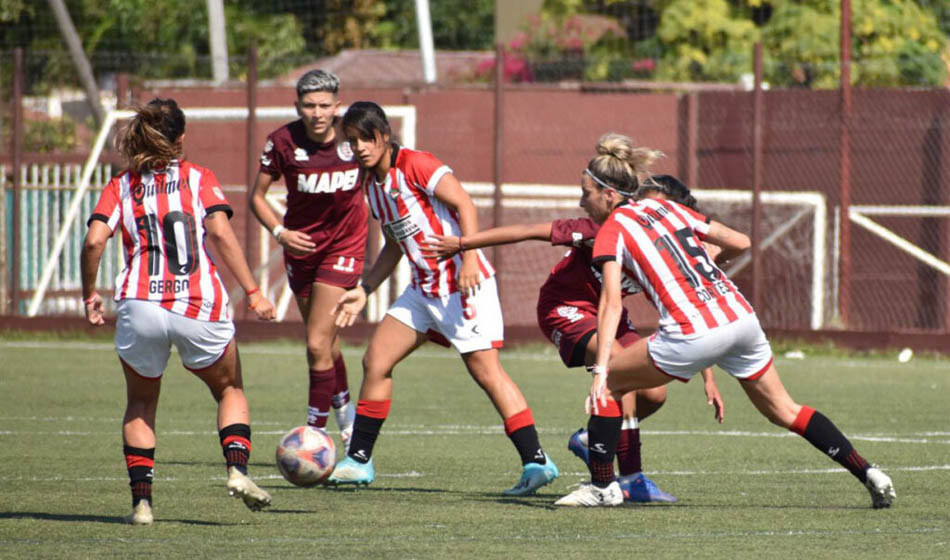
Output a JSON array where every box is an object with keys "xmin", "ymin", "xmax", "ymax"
[
  {"xmin": 2, "ymin": 425, "xmax": 950, "ymax": 444},
  {"xmin": 0, "ymin": 340, "xmax": 559, "ymax": 361}
]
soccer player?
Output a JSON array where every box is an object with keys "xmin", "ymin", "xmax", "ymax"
[
  {"xmin": 327, "ymin": 101, "xmax": 559, "ymax": 495},
  {"xmin": 80, "ymin": 98, "xmax": 276, "ymax": 524},
  {"xmin": 248, "ymin": 70, "xmax": 363, "ymax": 445},
  {"xmin": 423, "ymin": 162, "xmax": 726, "ymax": 503},
  {"xmin": 554, "ymin": 134, "xmax": 897, "ymax": 508}
]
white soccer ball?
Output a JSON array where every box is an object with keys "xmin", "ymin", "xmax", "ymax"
[
  {"xmin": 897, "ymin": 348, "xmax": 913, "ymax": 363},
  {"xmin": 275, "ymin": 426, "xmax": 337, "ymax": 487}
]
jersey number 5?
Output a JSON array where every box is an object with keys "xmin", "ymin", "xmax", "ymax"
[{"xmin": 654, "ymin": 227, "xmax": 720, "ymax": 288}]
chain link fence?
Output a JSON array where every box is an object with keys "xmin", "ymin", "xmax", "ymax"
[{"xmin": 3, "ymin": 1, "xmax": 950, "ymax": 334}]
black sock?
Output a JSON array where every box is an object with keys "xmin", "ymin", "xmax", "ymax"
[
  {"xmin": 347, "ymin": 414, "xmax": 385, "ymax": 464},
  {"xmin": 123, "ymin": 445, "xmax": 154, "ymax": 507},
  {"xmin": 798, "ymin": 409, "xmax": 871, "ymax": 483},
  {"xmin": 508, "ymin": 425, "xmax": 546, "ymax": 465},
  {"xmin": 587, "ymin": 415, "xmax": 621, "ymax": 487},
  {"xmin": 219, "ymin": 424, "xmax": 251, "ymax": 475}
]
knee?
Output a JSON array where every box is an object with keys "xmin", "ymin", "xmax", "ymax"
[
  {"xmin": 306, "ymin": 334, "xmax": 333, "ymax": 363},
  {"xmin": 361, "ymin": 352, "xmax": 392, "ymax": 381}
]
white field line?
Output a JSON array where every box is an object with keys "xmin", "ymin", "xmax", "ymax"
[
  {"xmin": 3, "ymin": 340, "xmax": 949, "ymax": 370},
  {"xmin": 1, "ymin": 426, "xmax": 949, "ymax": 446},
  {"xmin": 1, "ymin": 464, "xmax": 948, "ymax": 484}
]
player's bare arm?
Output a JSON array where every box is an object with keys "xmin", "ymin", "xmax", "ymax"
[
  {"xmin": 80, "ymin": 219, "xmax": 112, "ymax": 326},
  {"xmin": 332, "ymin": 235, "xmax": 403, "ymax": 328},
  {"xmin": 432, "ymin": 173, "xmax": 482, "ymax": 295},
  {"xmin": 204, "ymin": 211, "xmax": 276, "ymax": 321},
  {"xmin": 705, "ymin": 221, "xmax": 750, "ymax": 264},
  {"xmin": 248, "ymin": 171, "xmax": 316, "ymax": 256},
  {"xmin": 421, "ymin": 222, "xmax": 554, "ymax": 260},
  {"xmin": 700, "ymin": 368, "xmax": 725, "ymax": 423},
  {"xmin": 588, "ymin": 260, "xmax": 624, "ymax": 415}
]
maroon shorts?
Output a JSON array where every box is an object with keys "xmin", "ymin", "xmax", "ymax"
[
  {"xmin": 284, "ymin": 253, "xmax": 364, "ymax": 298},
  {"xmin": 537, "ymin": 301, "xmax": 640, "ymax": 368}
]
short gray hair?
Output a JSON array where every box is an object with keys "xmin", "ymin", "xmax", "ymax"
[{"xmin": 296, "ymin": 69, "xmax": 340, "ymax": 98}]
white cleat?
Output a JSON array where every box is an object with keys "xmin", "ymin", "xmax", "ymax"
[
  {"xmin": 865, "ymin": 466, "xmax": 895, "ymax": 509},
  {"xmin": 125, "ymin": 501, "xmax": 153, "ymax": 525},
  {"xmin": 554, "ymin": 481, "xmax": 623, "ymax": 507},
  {"xmin": 227, "ymin": 466, "xmax": 272, "ymax": 511}
]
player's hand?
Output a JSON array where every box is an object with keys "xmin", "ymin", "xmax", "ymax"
[
  {"xmin": 248, "ymin": 292, "xmax": 276, "ymax": 321},
  {"xmin": 331, "ymin": 287, "xmax": 367, "ymax": 327},
  {"xmin": 420, "ymin": 234, "xmax": 460, "ymax": 261},
  {"xmin": 702, "ymin": 368, "xmax": 725, "ymax": 424},
  {"xmin": 277, "ymin": 229, "xmax": 317, "ymax": 256},
  {"xmin": 585, "ymin": 366, "xmax": 609, "ymax": 415},
  {"xmin": 83, "ymin": 292, "xmax": 105, "ymax": 326},
  {"xmin": 458, "ymin": 252, "xmax": 481, "ymax": 296}
]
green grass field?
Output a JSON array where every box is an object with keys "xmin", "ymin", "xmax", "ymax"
[{"xmin": 0, "ymin": 336, "xmax": 947, "ymax": 559}]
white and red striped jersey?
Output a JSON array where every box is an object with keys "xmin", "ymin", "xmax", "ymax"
[
  {"xmin": 89, "ymin": 160, "xmax": 234, "ymax": 321},
  {"xmin": 365, "ymin": 146, "xmax": 494, "ymax": 298},
  {"xmin": 592, "ymin": 198, "xmax": 753, "ymax": 337}
]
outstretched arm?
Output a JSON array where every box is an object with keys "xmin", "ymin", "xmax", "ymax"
[
  {"xmin": 705, "ymin": 221, "xmax": 750, "ymax": 264},
  {"xmin": 421, "ymin": 222, "xmax": 553, "ymax": 259}
]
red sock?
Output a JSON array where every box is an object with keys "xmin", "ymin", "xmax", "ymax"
[{"xmin": 307, "ymin": 367, "xmax": 335, "ymax": 428}]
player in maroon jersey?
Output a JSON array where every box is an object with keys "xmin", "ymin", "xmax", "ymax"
[
  {"xmin": 327, "ymin": 101, "xmax": 558, "ymax": 495},
  {"xmin": 248, "ymin": 70, "xmax": 365, "ymax": 446},
  {"xmin": 423, "ymin": 171, "xmax": 725, "ymax": 502},
  {"xmin": 556, "ymin": 134, "xmax": 895, "ymax": 508},
  {"xmin": 81, "ymin": 98, "xmax": 276, "ymax": 524}
]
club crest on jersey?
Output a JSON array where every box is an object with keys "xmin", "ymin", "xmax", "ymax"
[
  {"xmin": 294, "ymin": 147, "xmax": 309, "ymax": 161},
  {"xmin": 557, "ymin": 306, "xmax": 584, "ymax": 323},
  {"xmin": 337, "ymin": 141, "xmax": 354, "ymax": 162}
]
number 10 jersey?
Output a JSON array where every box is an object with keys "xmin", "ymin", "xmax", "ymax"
[{"xmin": 89, "ymin": 160, "xmax": 234, "ymax": 321}]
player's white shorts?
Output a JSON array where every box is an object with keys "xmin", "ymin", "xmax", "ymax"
[
  {"xmin": 387, "ymin": 276, "xmax": 504, "ymax": 354},
  {"xmin": 647, "ymin": 313, "xmax": 773, "ymax": 381},
  {"xmin": 115, "ymin": 299, "xmax": 235, "ymax": 378}
]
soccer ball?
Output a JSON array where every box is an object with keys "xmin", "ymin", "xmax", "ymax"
[{"xmin": 275, "ymin": 426, "xmax": 337, "ymax": 487}]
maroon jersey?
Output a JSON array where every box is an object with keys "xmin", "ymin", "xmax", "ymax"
[
  {"xmin": 537, "ymin": 217, "xmax": 643, "ymax": 312},
  {"xmin": 259, "ymin": 120, "xmax": 367, "ymax": 259}
]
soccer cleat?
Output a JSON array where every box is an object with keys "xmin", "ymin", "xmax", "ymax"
[
  {"xmin": 226, "ymin": 467, "xmax": 272, "ymax": 511},
  {"xmin": 328, "ymin": 456, "xmax": 375, "ymax": 486},
  {"xmin": 554, "ymin": 481, "xmax": 623, "ymax": 507},
  {"xmin": 865, "ymin": 465, "xmax": 895, "ymax": 509},
  {"xmin": 567, "ymin": 427, "xmax": 590, "ymax": 466},
  {"xmin": 617, "ymin": 472, "xmax": 677, "ymax": 503},
  {"xmin": 503, "ymin": 455, "xmax": 559, "ymax": 496},
  {"xmin": 124, "ymin": 501, "xmax": 153, "ymax": 525}
]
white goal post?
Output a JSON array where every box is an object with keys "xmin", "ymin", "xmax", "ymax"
[
  {"xmin": 465, "ymin": 184, "xmax": 828, "ymax": 330},
  {"xmin": 26, "ymin": 105, "xmax": 417, "ymax": 319}
]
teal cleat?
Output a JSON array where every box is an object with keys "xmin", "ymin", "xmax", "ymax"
[
  {"xmin": 328, "ymin": 456, "xmax": 375, "ymax": 486},
  {"xmin": 503, "ymin": 455, "xmax": 559, "ymax": 496}
]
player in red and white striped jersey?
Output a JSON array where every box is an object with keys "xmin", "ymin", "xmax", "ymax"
[
  {"xmin": 421, "ymin": 173, "xmax": 727, "ymax": 503},
  {"xmin": 328, "ymin": 102, "xmax": 558, "ymax": 496},
  {"xmin": 81, "ymin": 99, "xmax": 276, "ymax": 524},
  {"xmin": 555, "ymin": 133, "xmax": 894, "ymax": 508},
  {"xmin": 248, "ymin": 70, "xmax": 364, "ymax": 445}
]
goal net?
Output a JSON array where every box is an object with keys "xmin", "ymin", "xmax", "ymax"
[{"xmin": 465, "ymin": 183, "xmax": 828, "ymax": 331}]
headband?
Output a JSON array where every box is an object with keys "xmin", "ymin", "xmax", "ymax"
[{"xmin": 584, "ymin": 168, "xmax": 635, "ymax": 196}]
